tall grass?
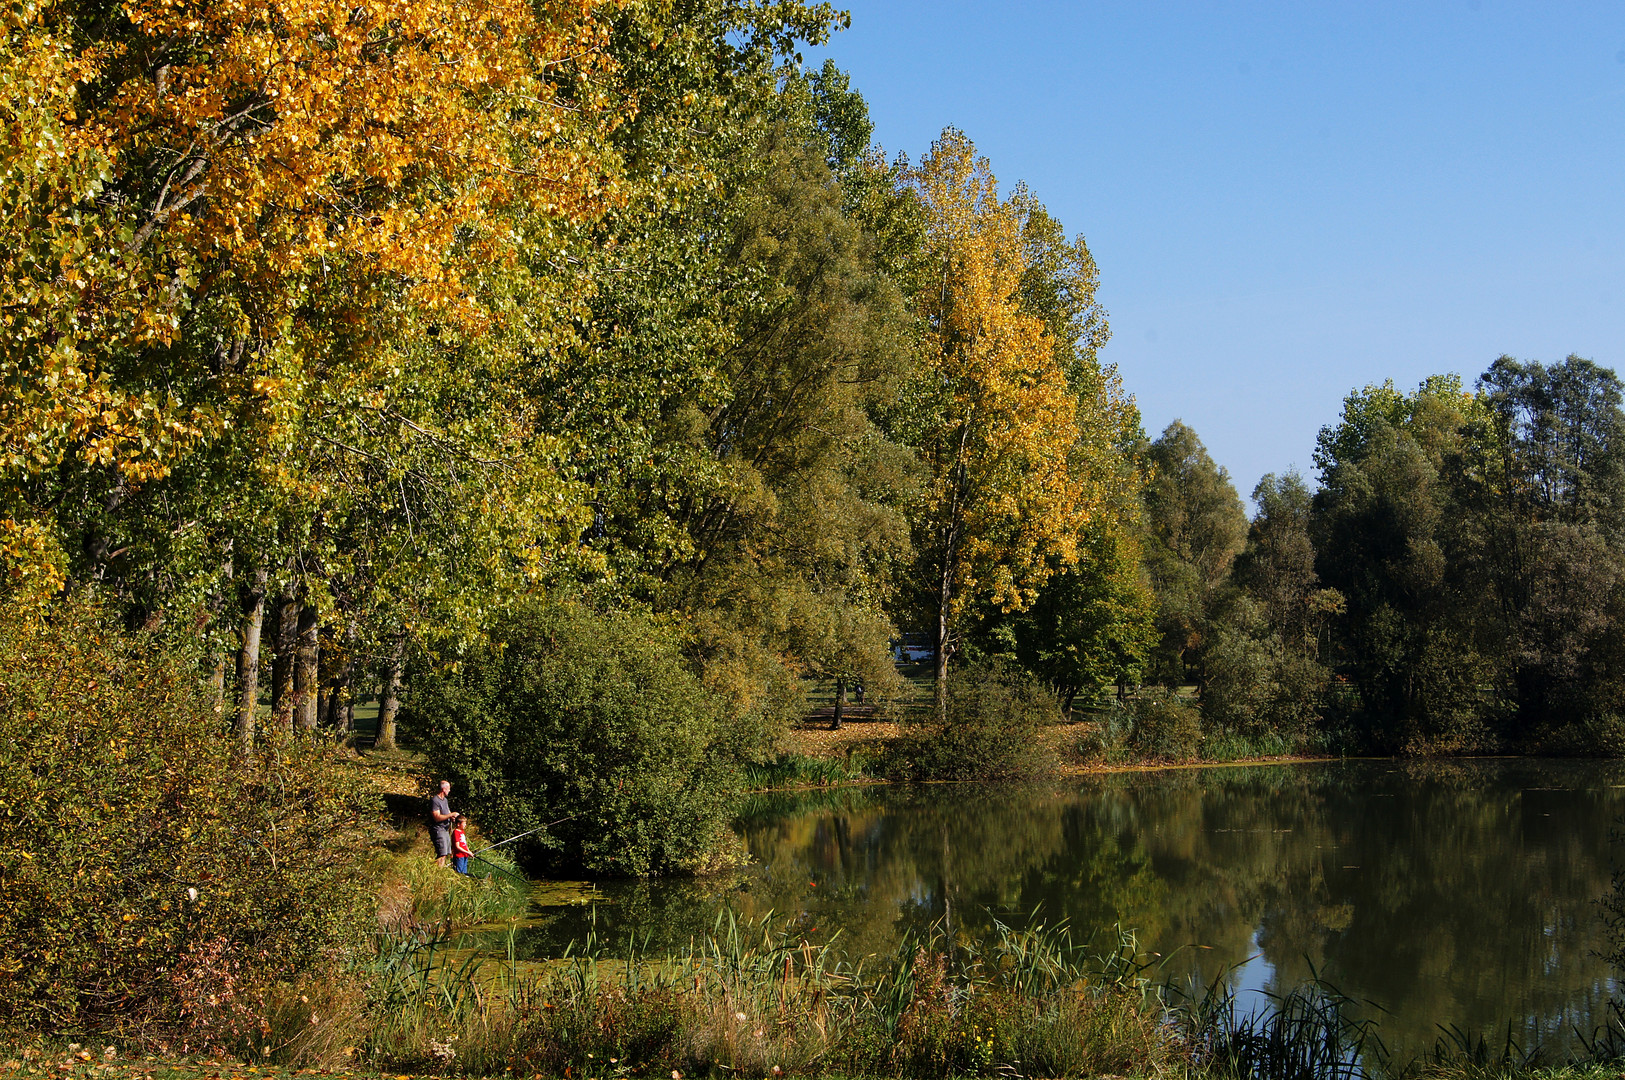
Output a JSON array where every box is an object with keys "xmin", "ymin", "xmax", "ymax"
[
  {"xmin": 743, "ymin": 751, "xmax": 877, "ymax": 791},
  {"xmin": 1176, "ymin": 973, "xmax": 1381, "ymax": 1080},
  {"xmin": 354, "ymin": 913, "xmax": 1184, "ymax": 1077},
  {"xmin": 1171, "ymin": 969, "xmax": 1625, "ymax": 1080},
  {"xmin": 379, "ymin": 848, "xmax": 532, "ymax": 930},
  {"xmin": 1200, "ymin": 729, "xmax": 1299, "ymax": 762}
]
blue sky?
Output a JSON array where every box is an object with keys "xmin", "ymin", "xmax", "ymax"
[{"xmin": 807, "ymin": 1, "xmax": 1625, "ymax": 500}]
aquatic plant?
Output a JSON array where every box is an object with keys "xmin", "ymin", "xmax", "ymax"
[
  {"xmin": 742, "ymin": 750, "xmax": 878, "ymax": 790},
  {"xmin": 1174, "ymin": 970, "xmax": 1383, "ymax": 1080}
]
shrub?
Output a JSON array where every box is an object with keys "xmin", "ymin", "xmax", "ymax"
[
  {"xmin": 1202, "ymin": 600, "xmax": 1328, "ymax": 745},
  {"xmin": 889, "ymin": 661, "xmax": 1060, "ymax": 781},
  {"xmin": 408, "ymin": 598, "xmax": 737, "ymax": 878},
  {"xmin": 0, "ymin": 598, "xmax": 375, "ymax": 1037},
  {"xmin": 1073, "ymin": 703, "xmax": 1135, "ymax": 764},
  {"xmin": 1126, "ymin": 688, "xmax": 1203, "ymax": 761}
]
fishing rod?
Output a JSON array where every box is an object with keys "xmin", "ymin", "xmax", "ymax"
[
  {"xmin": 471, "ymin": 817, "xmax": 573, "ymax": 857},
  {"xmin": 469, "ymin": 851, "xmax": 530, "ymax": 883}
]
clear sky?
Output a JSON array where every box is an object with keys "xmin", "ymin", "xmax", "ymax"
[{"xmin": 806, "ymin": 1, "xmax": 1625, "ymax": 500}]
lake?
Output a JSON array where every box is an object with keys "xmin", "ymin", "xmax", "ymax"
[{"xmin": 503, "ymin": 758, "xmax": 1625, "ymax": 1060}]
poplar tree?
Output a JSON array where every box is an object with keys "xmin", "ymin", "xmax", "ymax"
[{"xmin": 905, "ymin": 130, "xmax": 1097, "ymax": 719}]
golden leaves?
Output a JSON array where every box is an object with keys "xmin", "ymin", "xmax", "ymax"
[
  {"xmin": 0, "ymin": 0, "xmax": 630, "ymax": 587},
  {"xmin": 912, "ymin": 129, "xmax": 1088, "ymax": 615}
]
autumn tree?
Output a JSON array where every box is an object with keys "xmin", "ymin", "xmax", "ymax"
[
  {"xmin": 959, "ymin": 183, "xmax": 1149, "ymax": 714},
  {"xmin": 903, "ymin": 130, "xmax": 1103, "ymax": 719},
  {"xmin": 1, "ymin": 0, "xmax": 639, "ymax": 757}
]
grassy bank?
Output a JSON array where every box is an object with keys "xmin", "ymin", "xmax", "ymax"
[
  {"xmin": 768, "ymin": 673, "xmax": 1331, "ymax": 793},
  {"xmin": 355, "ymin": 917, "xmax": 1183, "ymax": 1078},
  {"xmin": 19, "ymin": 921, "xmax": 1625, "ymax": 1080},
  {"xmin": 9, "ymin": 1058, "xmax": 1625, "ymax": 1080},
  {"xmin": 755, "ymin": 727, "xmax": 1328, "ymax": 793},
  {"xmin": 375, "ymin": 846, "xmax": 532, "ymax": 929}
]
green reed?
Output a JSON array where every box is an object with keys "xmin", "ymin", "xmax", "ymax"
[{"xmin": 356, "ymin": 911, "xmax": 1180, "ymax": 1077}]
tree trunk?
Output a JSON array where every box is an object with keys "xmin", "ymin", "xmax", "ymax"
[
  {"xmin": 208, "ymin": 656, "xmax": 227, "ymax": 712},
  {"xmin": 1061, "ymin": 685, "xmax": 1078, "ymax": 719},
  {"xmin": 271, "ymin": 592, "xmax": 299, "ymax": 732},
  {"xmin": 207, "ymin": 552, "xmax": 233, "ymax": 714},
  {"xmin": 323, "ymin": 677, "xmax": 345, "ymax": 729},
  {"xmin": 294, "ymin": 602, "xmax": 319, "ymax": 730},
  {"xmin": 832, "ymin": 678, "xmax": 846, "ymax": 730},
  {"xmin": 233, "ymin": 567, "xmax": 268, "ymax": 753},
  {"xmin": 375, "ymin": 636, "xmax": 405, "ymax": 751},
  {"xmin": 934, "ymin": 569, "xmax": 954, "ymax": 725},
  {"xmin": 326, "ymin": 638, "xmax": 356, "ymax": 731}
]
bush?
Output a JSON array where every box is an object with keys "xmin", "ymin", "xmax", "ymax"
[
  {"xmin": 889, "ymin": 661, "xmax": 1060, "ymax": 781},
  {"xmin": 408, "ymin": 599, "xmax": 737, "ymax": 878},
  {"xmin": 1202, "ymin": 600, "xmax": 1328, "ymax": 744},
  {"xmin": 1073, "ymin": 703, "xmax": 1135, "ymax": 764},
  {"xmin": 0, "ymin": 598, "xmax": 375, "ymax": 1037},
  {"xmin": 1126, "ymin": 688, "xmax": 1203, "ymax": 761}
]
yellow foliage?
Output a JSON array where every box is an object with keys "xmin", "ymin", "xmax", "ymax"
[
  {"xmin": 911, "ymin": 129, "xmax": 1092, "ymax": 619},
  {"xmin": 0, "ymin": 0, "xmax": 626, "ymax": 585}
]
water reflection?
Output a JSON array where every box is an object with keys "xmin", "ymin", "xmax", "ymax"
[{"xmin": 513, "ymin": 759, "xmax": 1625, "ymax": 1058}]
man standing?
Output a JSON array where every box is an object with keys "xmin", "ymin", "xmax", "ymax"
[{"xmin": 429, "ymin": 780, "xmax": 454, "ymax": 867}]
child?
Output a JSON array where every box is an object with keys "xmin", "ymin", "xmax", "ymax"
[{"xmin": 451, "ymin": 815, "xmax": 473, "ymax": 875}]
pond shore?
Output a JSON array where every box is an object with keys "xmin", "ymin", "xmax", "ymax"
[{"xmin": 776, "ymin": 714, "xmax": 1335, "ymax": 783}]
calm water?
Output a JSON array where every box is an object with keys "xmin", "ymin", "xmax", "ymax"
[{"xmin": 507, "ymin": 759, "xmax": 1625, "ymax": 1058}]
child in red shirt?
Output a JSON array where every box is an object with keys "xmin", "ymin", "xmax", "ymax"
[{"xmin": 451, "ymin": 815, "xmax": 472, "ymax": 875}]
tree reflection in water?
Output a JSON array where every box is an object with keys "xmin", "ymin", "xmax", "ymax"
[{"xmin": 512, "ymin": 760, "xmax": 1625, "ymax": 1059}]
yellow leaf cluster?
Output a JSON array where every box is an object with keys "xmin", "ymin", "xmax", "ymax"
[
  {"xmin": 913, "ymin": 129, "xmax": 1090, "ymax": 616},
  {"xmin": 0, "ymin": 0, "xmax": 627, "ymax": 585}
]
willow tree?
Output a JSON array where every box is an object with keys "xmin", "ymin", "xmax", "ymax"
[{"xmin": 905, "ymin": 130, "xmax": 1103, "ymax": 719}]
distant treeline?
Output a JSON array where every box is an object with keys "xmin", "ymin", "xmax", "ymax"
[{"xmin": 1108, "ymin": 358, "xmax": 1625, "ymax": 756}]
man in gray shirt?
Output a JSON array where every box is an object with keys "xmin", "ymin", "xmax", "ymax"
[{"xmin": 429, "ymin": 780, "xmax": 454, "ymax": 867}]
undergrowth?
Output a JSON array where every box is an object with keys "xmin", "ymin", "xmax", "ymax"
[
  {"xmin": 744, "ymin": 750, "xmax": 878, "ymax": 790},
  {"xmin": 355, "ymin": 915, "xmax": 1181, "ymax": 1078},
  {"xmin": 379, "ymin": 848, "xmax": 532, "ymax": 930}
]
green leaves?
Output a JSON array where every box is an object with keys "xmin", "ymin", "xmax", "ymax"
[{"xmin": 409, "ymin": 597, "xmax": 736, "ymax": 877}]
